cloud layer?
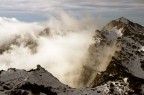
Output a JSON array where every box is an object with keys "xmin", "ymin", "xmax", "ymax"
[
  {"xmin": 0, "ymin": 0, "xmax": 144, "ymax": 12},
  {"xmin": 0, "ymin": 12, "xmax": 108, "ymax": 87},
  {"xmin": 0, "ymin": 0, "xmax": 144, "ymax": 24}
]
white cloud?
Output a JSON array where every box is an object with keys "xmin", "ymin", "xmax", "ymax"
[{"xmin": 0, "ymin": 12, "xmax": 108, "ymax": 87}]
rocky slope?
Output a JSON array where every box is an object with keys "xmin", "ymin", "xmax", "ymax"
[
  {"xmin": 0, "ymin": 65, "xmax": 129, "ymax": 95},
  {"xmin": 90, "ymin": 17, "xmax": 144, "ymax": 94}
]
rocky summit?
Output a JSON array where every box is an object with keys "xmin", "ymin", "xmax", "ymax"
[
  {"xmin": 91, "ymin": 17, "xmax": 144, "ymax": 94},
  {"xmin": 0, "ymin": 17, "xmax": 144, "ymax": 95}
]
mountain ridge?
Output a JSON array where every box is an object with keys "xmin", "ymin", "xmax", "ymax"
[
  {"xmin": 0, "ymin": 17, "xmax": 144, "ymax": 95},
  {"xmin": 91, "ymin": 17, "xmax": 144, "ymax": 94}
]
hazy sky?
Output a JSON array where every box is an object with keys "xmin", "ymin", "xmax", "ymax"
[{"xmin": 0, "ymin": 0, "xmax": 144, "ymax": 24}]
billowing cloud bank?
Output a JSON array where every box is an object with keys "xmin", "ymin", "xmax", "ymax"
[{"xmin": 0, "ymin": 12, "xmax": 108, "ymax": 87}]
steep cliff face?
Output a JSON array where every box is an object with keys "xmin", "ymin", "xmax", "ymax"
[
  {"xmin": 90, "ymin": 17, "xmax": 144, "ymax": 94},
  {"xmin": 98, "ymin": 17, "xmax": 144, "ymax": 76}
]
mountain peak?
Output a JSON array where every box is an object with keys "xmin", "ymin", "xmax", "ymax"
[
  {"xmin": 91, "ymin": 17, "xmax": 144, "ymax": 94},
  {"xmin": 117, "ymin": 17, "xmax": 130, "ymax": 24},
  {"xmin": 102, "ymin": 17, "xmax": 126, "ymax": 31},
  {"xmin": 102, "ymin": 17, "xmax": 143, "ymax": 32}
]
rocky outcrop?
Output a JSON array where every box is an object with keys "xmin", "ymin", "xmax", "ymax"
[{"xmin": 0, "ymin": 64, "xmax": 134, "ymax": 95}]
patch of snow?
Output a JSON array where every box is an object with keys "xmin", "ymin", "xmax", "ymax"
[
  {"xmin": 139, "ymin": 46, "xmax": 144, "ymax": 51},
  {"xmin": 116, "ymin": 28, "xmax": 123, "ymax": 37},
  {"xmin": 123, "ymin": 78, "xmax": 128, "ymax": 83},
  {"xmin": 104, "ymin": 26, "xmax": 123, "ymax": 41}
]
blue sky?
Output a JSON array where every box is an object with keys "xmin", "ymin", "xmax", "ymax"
[{"xmin": 0, "ymin": 0, "xmax": 144, "ymax": 24}]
